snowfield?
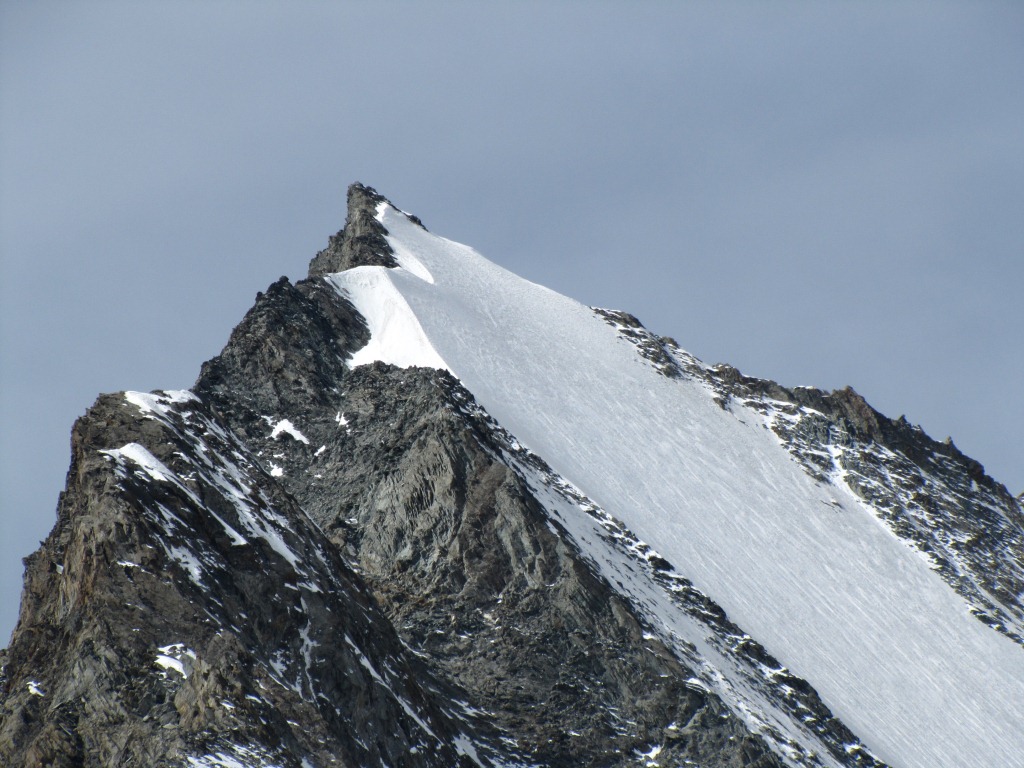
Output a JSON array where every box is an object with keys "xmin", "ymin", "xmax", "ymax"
[{"xmin": 325, "ymin": 203, "xmax": 1024, "ymax": 768}]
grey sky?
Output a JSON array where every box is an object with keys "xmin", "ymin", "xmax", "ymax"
[{"xmin": 2, "ymin": 1, "xmax": 1022, "ymax": 644}]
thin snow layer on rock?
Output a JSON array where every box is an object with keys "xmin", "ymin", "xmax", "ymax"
[
  {"xmin": 331, "ymin": 203, "xmax": 1024, "ymax": 768},
  {"xmin": 115, "ymin": 391, "xmax": 310, "ymax": 572},
  {"xmin": 514, "ymin": 451, "xmax": 854, "ymax": 767},
  {"xmin": 126, "ymin": 389, "xmax": 197, "ymax": 412},
  {"xmin": 101, "ymin": 442, "xmax": 180, "ymax": 485},
  {"xmin": 186, "ymin": 743, "xmax": 284, "ymax": 768}
]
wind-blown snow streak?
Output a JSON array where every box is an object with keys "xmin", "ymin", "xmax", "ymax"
[{"xmin": 330, "ymin": 204, "xmax": 1024, "ymax": 768}]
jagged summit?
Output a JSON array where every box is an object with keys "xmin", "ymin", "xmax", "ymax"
[
  {"xmin": 3, "ymin": 183, "xmax": 1023, "ymax": 768},
  {"xmin": 308, "ymin": 182, "xmax": 396, "ymax": 276},
  {"xmin": 308, "ymin": 183, "xmax": 424, "ymax": 277}
]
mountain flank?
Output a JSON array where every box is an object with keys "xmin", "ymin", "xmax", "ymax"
[{"xmin": 3, "ymin": 183, "xmax": 1022, "ymax": 768}]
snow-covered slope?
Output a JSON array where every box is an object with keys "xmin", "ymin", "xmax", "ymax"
[{"xmin": 327, "ymin": 202, "xmax": 1024, "ymax": 768}]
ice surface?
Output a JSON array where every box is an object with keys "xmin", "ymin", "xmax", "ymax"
[
  {"xmin": 327, "ymin": 202, "xmax": 1024, "ymax": 768},
  {"xmin": 154, "ymin": 654, "xmax": 186, "ymax": 677},
  {"xmin": 166, "ymin": 544, "xmax": 205, "ymax": 585},
  {"xmin": 505, "ymin": 443, "xmax": 846, "ymax": 764}
]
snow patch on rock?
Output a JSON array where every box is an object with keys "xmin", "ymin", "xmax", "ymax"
[{"xmin": 270, "ymin": 419, "xmax": 309, "ymax": 444}]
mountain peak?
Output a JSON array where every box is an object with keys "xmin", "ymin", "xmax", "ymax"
[
  {"xmin": 308, "ymin": 183, "xmax": 425, "ymax": 277},
  {"xmin": 6, "ymin": 184, "xmax": 1024, "ymax": 768}
]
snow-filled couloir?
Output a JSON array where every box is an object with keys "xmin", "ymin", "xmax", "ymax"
[{"xmin": 325, "ymin": 200, "xmax": 1024, "ymax": 768}]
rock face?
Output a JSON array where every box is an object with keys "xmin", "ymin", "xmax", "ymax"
[
  {"xmin": 308, "ymin": 183, "xmax": 401, "ymax": 276},
  {"xmin": 0, "ymin": 388, "xmax": 514, "ymax": 767},
  {"xmin": 2, "ymin": 183, "xmax": 1022, "ymax": 767}
]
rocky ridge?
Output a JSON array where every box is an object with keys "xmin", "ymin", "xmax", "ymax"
[
  {"xmin": 0, "ymin": 385, "xmax": 518, "ymax": 767},
  {"xmin": 593, "ymin": 309, "xmax": 1024, "ymax": 648}
]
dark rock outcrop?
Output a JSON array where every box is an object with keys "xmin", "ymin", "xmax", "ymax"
[{"xmin": 308, "ymin": 183, "xmax": 399, "ymax": 276}]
